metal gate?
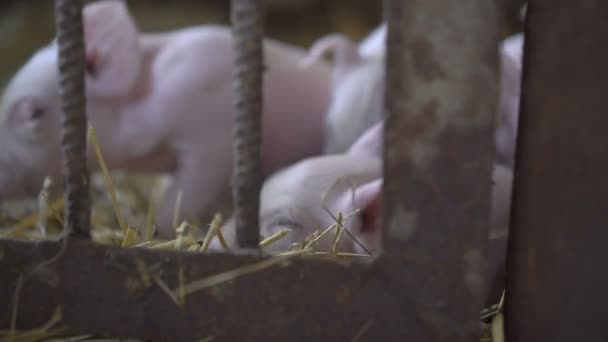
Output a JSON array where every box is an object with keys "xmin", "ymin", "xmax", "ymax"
[{"xmin": 1, "ymin": 0, "xmax": 607, "ymax": 341}]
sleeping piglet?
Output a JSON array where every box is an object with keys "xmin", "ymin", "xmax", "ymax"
[
  {"xmin": 0, "ymin": 0, "xmax": 333, "ymax": 237},
  {"xmin": 216, "ymin": 153, "xmax": 383, "ymax": 254},
  {"xmin": 216, "ymin": 120, "xmax": 513, "ymax": 262},
  {"xmin": 214, "ymin": 123, "xmax": 385, "ymax": 252}
]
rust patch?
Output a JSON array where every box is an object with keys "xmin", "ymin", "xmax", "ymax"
[{"xmin": 410, "ymin": 38, "xmax": 447, "ymax": 81}]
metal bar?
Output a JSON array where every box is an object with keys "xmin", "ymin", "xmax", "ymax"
[
  {"xmin": 505, "ymin": 1, "xmax": 608, "ymax": 341},
  {"xmin": 0, "ymin": 238, "xmax": 441, "ymax": 341},
  {"xmin": 54, "ymin": 0, "xmax": 91, "ymax": 238},
  {"xmin": 381, "ymin": 0, "xmax": 500, "ymax": 340},
  {"xmin": 0, "ymin": 236, "xmax": 514, "ymax": 341},
  {"xmin": 230, "ymin": 0, "xmax": 264, "ymax": 250}
]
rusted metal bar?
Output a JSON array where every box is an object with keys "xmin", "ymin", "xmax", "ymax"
[
  {"xmin": 381, "ymin": 0, "xmax": 500, "ymax": 340},
  {"xmin": 54, "ymin": 0, "xmax": 91, "ymax": 238},
  {"xmin": 0, "ymin": 237, "xmax": 513, "ymax": 340},
  {"xmin": 505, "ymin": 1, "xmax": 608, "ymax": 341},
  {"xmin": 230, "ymin": 0, "xmax": 264, "ymax": 250},
  {"xmin": 1, "ymin": 238, "xmax": 440, "ymax": 341}
]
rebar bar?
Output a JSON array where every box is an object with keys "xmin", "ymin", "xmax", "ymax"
[
  {"xmin": 230, "ymin": 0, "xmax": 264, "ymax": 249},
  {"xmin": 54, "ymin": 0, "xmax": 91, "ymax": 237}
]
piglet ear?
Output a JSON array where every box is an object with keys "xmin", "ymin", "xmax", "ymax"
[
  {"xmin": 299, "ymin": 33, "xmax": 361, "ymax": 87},
  {"xmin": 82, "ymin": 0, "xmax": 142, "ymax": 99},
  {"xmin": 335, "ymin": 178, "xmax": 383, "ymax": 255},
  {"xmin": 357, "ymin": 24, "xmax": 386, "ymax": 59},
  {"xmin": 347, "ymin": 121, "xmax": 384, "ymax": 158},
  {"xmin": 353, "ymin": 179, "xmax": 383, "ymax": 235}
]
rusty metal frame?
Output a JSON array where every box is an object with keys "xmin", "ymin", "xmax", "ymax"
[
  {"xmin": 0, "ymin": 239, "xmax": 394, "ymax": 341},
  {"xmin": 380, "ymin": 0, "xmax": 500, "ymax": 340},
  {"xmin": 0, "ymin": 0, "xmax": 529, "ymax": 340},
  {"xmin": 505, "ymin": 0, "xmax": 608, "ymax": 341}
]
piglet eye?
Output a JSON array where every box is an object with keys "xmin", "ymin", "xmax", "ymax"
[{"xmin": 9, "ymin": 98, "xmax": 46, "ymax": 125}]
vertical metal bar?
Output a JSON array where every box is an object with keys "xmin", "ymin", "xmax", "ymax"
[
  {"xmin": 381, "ymin": 0, "xmax": 500, "ymax": 339},
  {"xmin": 230, "ymin": 0, "xmax": 263, "ymax": 249},
  {"xmin": 505, "ymin": 1, "xmax": 608, "ymax": 341},
  {"xmin": 54, "ymin": 0, "xmax": 90, "ymax": 238}
]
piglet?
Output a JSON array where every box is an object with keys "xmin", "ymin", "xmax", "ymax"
[
  {"xmin": 0, "ymin": 0, "xmax": 333, "ymax": 237},
  {"xmin": 216, "ymin": 119, "xmax": 385, "ymax": 252},
  {"xmin": 346, "ymin": 120, "xmax": 384, "ymax": 157},
  {"xmin": 321, "ymin": 23, "xmax": 525, "ymax": 166},
  {"xmin": 217, "ymin": 120, "xmax": 513, "ymax": 262},
  {"xmin": 217, "ymin": 153, "xmax": 383, "ymax": 254},
  {"xmin": 300, "ymin": 32, "xmax": 385, "ymax": 155},
  {"xmin": 216, "ymin": 120, "xmax": 512, "ymax": 309}
]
